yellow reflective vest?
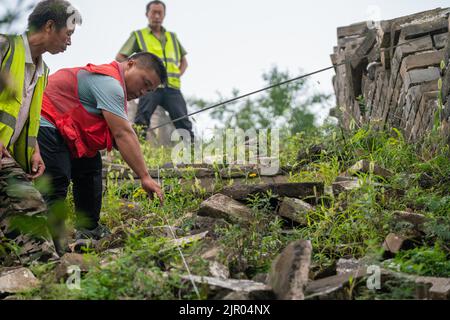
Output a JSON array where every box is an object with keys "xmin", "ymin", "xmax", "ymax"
[
  {"xmin": 0, "ymin": 35, "xmax": 49, "ymax": 173},
  {"xmin": 135, "ymin": 28, "xmax": 182, "ymax": 89}
]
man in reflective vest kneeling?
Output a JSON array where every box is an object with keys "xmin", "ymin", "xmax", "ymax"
[{"xmin": 38, "ymin": 52, "xmax": 167, "ymax": 252}]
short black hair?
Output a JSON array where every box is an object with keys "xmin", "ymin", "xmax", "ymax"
[
  {"xmin": 129, "ymin": 52, "xmax": 168, "ymax": 86},
  {"xmin": 28, "ymin": 0, "xmax": 82, "ymax": 32},
  {"xmin": 146, "ymin": 1, "xmax": 166, "ymax": 14}
]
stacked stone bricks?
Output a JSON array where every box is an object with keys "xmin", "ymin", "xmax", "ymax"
[{"xmin": 331, "ymin": 8, "xmax": 450, "ymax": 142}]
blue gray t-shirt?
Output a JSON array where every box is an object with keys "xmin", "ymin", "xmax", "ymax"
[{"xmin": 40, "ymin": 70, "xmax": 127, "ymax": 128}]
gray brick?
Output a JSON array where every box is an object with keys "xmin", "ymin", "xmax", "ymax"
[
  {"xmin": 433, "ymin": 33, "xmax": 448, "ymax": 50},
  {"xmin": 403, "ymin": 67, "xmax": 440, "ymax": 90},
  {"xmin": 337, "ymin": 22, "xmax": 369, "ymax": 38},
  {"xmin": 400, "ymin": 51, "xmax": 444, "ymax": 79}
]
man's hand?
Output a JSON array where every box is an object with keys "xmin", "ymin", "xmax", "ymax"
[
  {"xmin": 102, "ymin": 111, "xmax": 165, "ymax": 206},
  {"xmin": 28, "ymin": 150, "xmax": 46, "ymax": 180},
  {"xmin": 141, "ymin": 176, "xmax": 164, "ymax": 205},
  {"xmin": 0, "ymin": 141, "xmax": 12, "ymax": 170}
]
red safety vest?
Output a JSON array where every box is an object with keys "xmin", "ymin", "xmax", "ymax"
[{"xmin": 41, "ymin": 61, "xmax": 128, "ymax": 158}]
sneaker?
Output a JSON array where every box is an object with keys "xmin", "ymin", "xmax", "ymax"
[{"xmin": 75, "ymin": 224, "xmax": 111, "ymax": 241}]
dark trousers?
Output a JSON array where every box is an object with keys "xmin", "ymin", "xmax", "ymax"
[
  {"xmin": 135, "ymin": 87, "xmax": 194, "ymax": 139},
  {"xmin": 37, "ymin": 127, "xmax": 103, "ymax": 231}
]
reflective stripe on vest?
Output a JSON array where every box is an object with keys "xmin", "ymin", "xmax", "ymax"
[
  {"xmin": 0, "ymin": 35, "xmax": 48, "ymax": 173},
  {"xmin": 135, "ymin": 28, "xmax": 182, "ymax": 89}
]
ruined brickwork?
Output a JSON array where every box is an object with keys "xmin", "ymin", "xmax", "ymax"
[{"xmin": 331, "ymin": 8, "xmax": 450, "ymax": 142}]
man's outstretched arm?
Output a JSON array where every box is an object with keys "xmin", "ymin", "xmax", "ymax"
[{"xmin": 102, "ymin": 110, "xmax": 164, "ymax": 204}]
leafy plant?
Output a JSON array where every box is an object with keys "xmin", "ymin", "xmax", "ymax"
[{"xmin": 393, "ymin": 245, "xmax": 450, "ymax": 277}]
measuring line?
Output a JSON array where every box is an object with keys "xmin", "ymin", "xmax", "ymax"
[{"xmin": 148, "ymin": 37, "xmax": 433, "ymax": 132}]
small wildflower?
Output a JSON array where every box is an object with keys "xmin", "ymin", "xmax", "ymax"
[{"xmin": 133, "ymin": 188, "xmax": 146, "ymax": 199}]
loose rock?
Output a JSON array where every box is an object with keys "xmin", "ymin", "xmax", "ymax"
[
  {"xmin": 0, "ymin": 268, "xmax": 40, "ymax": 294},
  {"xmin": 416, "ymin": 276, "xmax": 450, "ymax": 300},
  {"xmin": 221, "ymin": 182, "xmax": 324, "ymax": 202},
  {"xmin": 347, "ymin": 160, "xmax": 393, "ymax": 179},
  {"xmin": 277, "ymin": 197, "xmax": 313, "ymax": 225},
  {"xmin": 268, "ymin": 240, "xmax": 312, "ymax": 300},
  {"xmin": 304, "ymin": 269, "xmax": 367, "ymax": 300},
  {"xmin": 393, "ymin": 211, "xmax": 428, "ymax": 231},
  {"xmin": 55, "ymin": 253, "xmax": 98, "ymax": 281},
  {"xmin": 209, "ymin": 261, "xmax": 230, "ymax": 279},
  {"xmin": 332, "ymin": 179, "xmax": 361, "ymax": 195},
  {"xmin": 182, "ymin": 275, "xmax": 274, "ymax": 299},
  {"xmin": 382, "ymin": 233, "xmax": 413, "ymax": 254},
  {"xmin": 198, "ymin": 194, "xmax": 253, "ymax": 224}
]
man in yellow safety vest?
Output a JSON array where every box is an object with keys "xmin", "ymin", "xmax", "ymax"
[
  {"xmin": 0, "ymin": 0, "xmax": 81, "ymax": 260},
  {"xmin": 116, "ymin": 0, "xmax": 194, "ymax": 141}
]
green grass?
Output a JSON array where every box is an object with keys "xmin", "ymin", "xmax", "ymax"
[
  {"xmin": 7, "ymin": 123, "xmax": 450, "ymax": 300},
  {"xmin": 392, "ymin": 244, "xmax": 450, "ymax": 277}
]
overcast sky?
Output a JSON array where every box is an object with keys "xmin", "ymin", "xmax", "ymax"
[{"xmin": 3, "ymin": 0, "xmax": 450, "ymax": 130}]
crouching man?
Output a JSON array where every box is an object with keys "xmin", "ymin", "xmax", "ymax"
[{"xmin": 38, "ymin": 53, "xmax": 166, "ymax": 250}]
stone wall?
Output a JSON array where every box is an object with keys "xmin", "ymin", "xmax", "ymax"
[{"xmin": 331, "ymin": 8, "xmax": 450, "ymax": 142}]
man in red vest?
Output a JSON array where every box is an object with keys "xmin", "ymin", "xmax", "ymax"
[{"xmin": 38, "ymin": 52, "xmax": 167, "ymax": 251}]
